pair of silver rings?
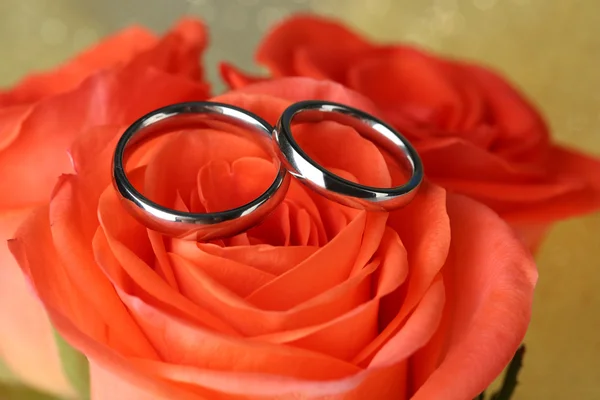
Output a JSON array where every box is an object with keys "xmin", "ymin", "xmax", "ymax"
[{"xmin": 112, "ymin": 100, "xmax": 423, "ymax": 241}]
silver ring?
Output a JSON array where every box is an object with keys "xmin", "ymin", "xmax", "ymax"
[
  {"xmin": 112, "ymin": 102, "xmax": 290, "ymax": 241},
  {"xmin": 273, "ymin": 100, "xmax": 423, "ymax": 211}
]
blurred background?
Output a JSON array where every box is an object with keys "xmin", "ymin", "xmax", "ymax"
[{"xmin": 1, "ymin": 0, "xmax": 599, "ymax": 398}]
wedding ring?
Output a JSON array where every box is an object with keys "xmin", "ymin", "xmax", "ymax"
[
  {"xmin": 112, "ymin": 102, "xmax": 290, "ymax": 241},
  {"xmin": 273, "ymin": 100, "xmax": 423, "ymax": 211}
]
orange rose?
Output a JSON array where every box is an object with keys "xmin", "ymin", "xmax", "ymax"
[
  {"xmin": 0, "ymin": 19, "xmax": 210, "ymax": 396},
  {"xmin": 9, "ymin": 73, "xmax": 536, "ymax": 399},
  {"xmin": 220, "ymin": 15, "xmax": 600, "ymax": 252}
]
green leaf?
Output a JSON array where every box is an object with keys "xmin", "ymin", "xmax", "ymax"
[
  {"xmin": 491, "ymin": 345, "xmax": 526, "ymax": 400},
  {"xmin": 53, "ymin": 329, "xmax": 90, "ymax": 400},
  {"xmin": 0, "ymin": 357, "xmax": 17, "ymax": 384},
  {"xmin": 473, "ymin": 345, "xmax": 526, "ymax": 400},
  {"xmin": 0, "ymin": 382, "xmax": 62, "ymax": 400}
]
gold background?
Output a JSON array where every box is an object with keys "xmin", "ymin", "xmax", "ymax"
[{"xmin": 1, "ymin": 0, "xmax": 599, "ymax": 399}]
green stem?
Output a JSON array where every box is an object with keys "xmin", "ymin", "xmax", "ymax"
[{"xmin": 491, "ymin": 345, "xmax": 526, "ymax": 400}]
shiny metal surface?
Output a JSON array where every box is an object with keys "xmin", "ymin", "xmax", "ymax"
[
  {"xmin": 112, "ymin": 101, "xmax": 290, "ymax": 241},
  {"xmin": 274, "ymin": 101, "xmax": 423, "ymax": 211}
]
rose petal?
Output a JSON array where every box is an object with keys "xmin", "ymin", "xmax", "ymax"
[
  {"xmin": 219, "ymin": 77, "xmax": 382, "ymax": 120},
  {"xmin": 170, "ymin": 239, "xmax": 276, "ymax": 298},
  {"xmin": 143, "ymin": 130, "xmax": 269, "ymax": 210},
  {"xmin": 91, "ymin": 362, "xmax": 170, "ymax": 400},
  {"xmin": 0, "ymin": 105, "xmax": 31, "ymax": 151},
  {"xmin": 0, "ymin": 18, "xmax": 209, "ymax": 209},
  {"xmin": 509, "ymin": 222, "xmax": 551, "ymax": 254},
  {"xmin": 353, "ymin": 182, "xmax": 450, "ymax": 364},
  {"xmin": 246, "ymin": 201, "xmax": 292, "ymax": 246},
  {"xmin": 141, "ymin": 273, "xmax": 438, "ymax": 399},
  {"xmin": 301, "ymin": 172, "xmax": 359, "ymax": 242},
  {"xmin": 0, "ymin": 18, "xmax": 207, "ymax": 107},
  {"xmin": 197, "ymin": 157, "xmax": 276, "ymax": 214},
  {"xmin": 465, "ymin": 64, "xmax": 549, "ymax": 159},
  {"xmin": 96, "ymin": 179, "xmax": 236, "ymax": 335},
  {"xmin": 429, "ymin": 144, "xmax": 600, "ymax": 222},
  {"xmin": 258, "ymin": 293, "xmax": 379, "ymax": 362},
  {"xmin": 347, "ymin": 49, "xmax": 463, "ymax": 129},
  {"xmin": 131, "ymin": 358, "xmax": 407, "ymax": 399},
  {"xmin": 219, "ymin": 62, "xmax": 268, "ymax": 90},
  {"xmin": 441, "ymin": 62, "xmax": 487, "ymax": 133},
  {"xmin": 496, "ymin": 144, "xmax": 600, "ymax": 220},
  {"xmin": 294, "ymin": 121, "xmax": 392, "ymax": 188},
  {"xmin": 270, "ymin": 177, "xmax": 328, "ymax": 245},
  {"xmin": 0, "ymin": 27, "xmax": 157, "ymax": 106},
  {"xmin": 369, "ymin": 277, "xmax": 445, "ymax": 369},
  {"xmin": 256, "ymin": 15, "xmax": 373, "ymax": 79},
  {"xmin": 292, "ymin": 47, "xmax": 353, "ymax": 80},
  {"xmin": 127, "ymin": 19, "xmax": 208, "ymax": 82},
  {"xmin": 45, "ymin": 311, "xmax": 201, "ymax": 400},
  {"xmin": 255, "ymin": 227, "xmax": 409, "ymax": 361},
  {"xmin": 241, "ymin": 179, "xmax": 327, "ymax": 247},
  {"xmin": 51, "ymin": 175, "xmax": 162, "ymax": 357},
  {"xmin": 46, "ymin": 291, "xmax": 412, "ymax": 399},
  {"xmin": 436, "ymin": 178, "xmax": 584, "ymax": 213},
  {"xmin": 163, "ymin": 209, "xmax": 390, "ymax": 339},
  {"xmin": 94, "ymin": 227, "xmax": 236, "ymax": 336},
  {"xmin": 410, "ymin": 193, "xmax": 537, "ymax": 399},
  {"xmin": 245, "ymin": 211, "xmax": 387, "ymax": 311},
  {"xmin": 443, "ymin": 174, "xmax": 580, "ymax": 200},
  {"xmin": 168, "ymin": 249, "xmax": 390, "ymax": 338},
  {"xmin": 195, "ymin": 243, "xmax": 318, "ymax": 276},
  {"xmin": 0, "ymin": 208, "xmax": 74, "ymax": 397},
  {"xmin": 9, "ymin": 206, "xmax": 95, "ymax": 326},
  {"xmin": 121, "ymin": 293, "xmax": 362, "ymax": 378},
  {"xmin": 0, "ymin": 68, "xmax": 208, "ymax": 210},
  {"xmin": 126, "ymin": 289, "xmax": 452, "ymax": 400},
  {"xmin": 50, "ymin": 282, "xmax": 413, "ymax": 400},
  {"xmin": 417, "ymin": 136, "xmax": 546, "ymax": 182},
  {"xmin": 8, "ymin": 201, "xmax": 156, "ymax": 359},
  {"xmin": 548, "ymin": 145, "xmax": 600, "ymax": 191},
  {"xmin": 147, "ymin": 230, "xmax": 180, "ymax": 290},
  {"xmin": 290, "ymin": 205, "xmax": 318, "ymax": 246}
]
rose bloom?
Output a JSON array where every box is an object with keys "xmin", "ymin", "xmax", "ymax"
[
  {"xmin": 7, "ymin": 21, "xmax": 535, "ymax": 399},
  {"xmin": 221, "ymin": 15, "xmax": 600, "ymax": 252},
  {"xmin": 0, "ymin": 19, "xmax": 209, "ymax": 396}
]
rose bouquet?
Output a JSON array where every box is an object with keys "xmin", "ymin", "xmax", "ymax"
[{"xmin": 0, "ymin": 15, "xmax": 598, "ymax": 400}]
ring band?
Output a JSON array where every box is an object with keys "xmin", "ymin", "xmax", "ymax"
[
  {"xmin": 112, "ymin": 101, "xmax": 290, "ymax": 241},
  {"xmin": 273, "ymin": 100, "xmax": 423, "ymax": 211}
]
